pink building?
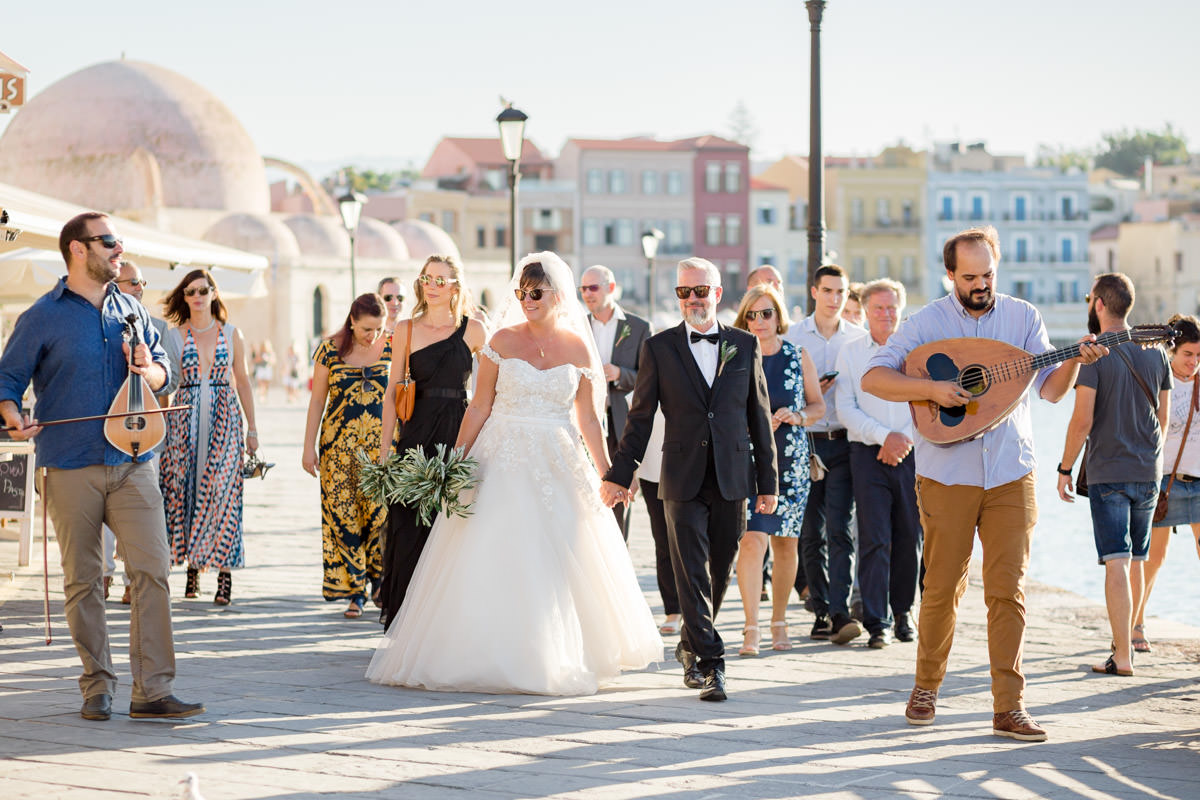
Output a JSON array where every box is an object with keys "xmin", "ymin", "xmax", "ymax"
[
  {"xmin": 688, "ymin": 135, "xmax": 751, "ymax": 290},
  {"xmin": 421, "ymin": 137, "xmax": 552, "ymax": 193}
]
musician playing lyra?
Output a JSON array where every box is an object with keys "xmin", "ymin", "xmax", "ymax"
[
  {"xmin": 0, "ymin": 212, "xmax": 203, "ymax": 722},
  {"xmin": 860, "ymin": 226, "xmax": 1107, "ymax": 743}
]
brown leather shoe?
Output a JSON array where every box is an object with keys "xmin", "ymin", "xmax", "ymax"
[
  {"xmin": 103, "ymin": 576, "xmax": 112, "ymax": 600},
  {"xmin": 992, "ymin": 709, "xmax": 1047, "ymax": 742},
  {"xmin": 905, "ymin": 686, "xmax": 937, "ymax": 725},
  {"xmin": 121, "ymin": 585, "xmax": 132, "ymax": 605}
]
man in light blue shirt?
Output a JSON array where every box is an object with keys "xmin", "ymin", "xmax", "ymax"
[
  {"xmin": 862, "ymin": 226, "xmax": 1105, "ymax": 742},
  {"xmin": 785, "ymin": 265, "xmax": 866, "ymax": 643}
]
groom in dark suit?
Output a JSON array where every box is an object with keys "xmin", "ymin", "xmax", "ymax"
[
  {"xmin": 602, "ymin": 257, "xmax": 777, "ymax": 702},
  {"xmin": 581, "ymin": 265, "xmax": 653, "ymax": 537}
]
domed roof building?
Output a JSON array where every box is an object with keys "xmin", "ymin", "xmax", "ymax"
[{"xmin": 0, "ymin": 59, "xmax": 507, "ymax": 359}]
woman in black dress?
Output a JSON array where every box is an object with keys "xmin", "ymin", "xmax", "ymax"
[{"xmin": 377, "ymin": 254, "xmax": 486, "ymax": 628}]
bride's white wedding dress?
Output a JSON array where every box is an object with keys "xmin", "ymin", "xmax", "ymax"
[{"xmin": 366, "ymin": 346, "xmax": 663, "ymax": 695}]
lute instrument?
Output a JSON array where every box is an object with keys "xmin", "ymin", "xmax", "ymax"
[
  {"xmin": 903, "ymin": 324, "xmax": 1178, "ymax": 445},
  {"xmin": 104, "ymin": 313, "xmax": 167, "ymax": 460}
]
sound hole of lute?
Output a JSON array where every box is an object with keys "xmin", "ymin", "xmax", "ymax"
[
  {"xmin": 124, "ymin": 416, "xmax": 147, "ymax": 431},
  {"xmin": 958, "ymin": 365, "xmax": 989, "ymax": 396}
]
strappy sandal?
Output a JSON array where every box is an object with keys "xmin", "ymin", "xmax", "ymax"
[
  {"xmin": 344, "ymin": 597, "xmax": 365, "ymax": 618},
  {"xmin": 214, "ymin": 571, "xmax": 232, "ymax": 606},
  {"xmin": 1132, "ymin": 624, "xmax": 1152, "ymax": 653},
  {"xmin": 738, "ymin": 626, "xmax": 760, "ymax": 657},
  {"xmin": 185, "ymin": 567, "xmax": 200, "ymax": 599},
  {"xmin": 1092, "ymin": 655, "xmax": 1133, "ymax": 677},
  {"xmin": 770, "ymin": 620, "xmax": 792, "ymax": 651}
]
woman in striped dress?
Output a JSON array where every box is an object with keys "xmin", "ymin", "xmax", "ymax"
[{"xmin": 160, "ymin": 269, "xmax": 258, "ymax": 606}]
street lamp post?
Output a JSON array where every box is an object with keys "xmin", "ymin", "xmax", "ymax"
[
  {"xmin": 805, "ymin": 0, "xmax": 827, "ymax": 313},
  {"xmin": 496, "ymin": 104, "xmax": 528, "ymax": 278},
  {"xmin": 641, "ymin": 228, "xmax": 664, "ymax": 321},
  {"xmin": 337, "ymin": 189, "xmax": 367, "ymax": 297}
]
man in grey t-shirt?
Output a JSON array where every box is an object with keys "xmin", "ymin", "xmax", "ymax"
[{"xmin": 1056, "ymin": 272, "xmax": 1170, "ymax": 678}]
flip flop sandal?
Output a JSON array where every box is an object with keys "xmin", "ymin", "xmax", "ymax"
[{"xmin": 1092, "ymin": 655, "xmax": 1134, "ymax": 677}]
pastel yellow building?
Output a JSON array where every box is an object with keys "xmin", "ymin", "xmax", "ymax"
[{"xmin": 831, "ymin": 146, "xmax": 927, "ymax": 307}]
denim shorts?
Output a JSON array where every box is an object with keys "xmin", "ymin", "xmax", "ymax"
[
  {"xmin": 1156, "ymin": 474, "xmax": 1200, "ymax": 528},
  {"xmin": 1087, "ymin": 480, "xmax": 1156, "ymax": 563}
]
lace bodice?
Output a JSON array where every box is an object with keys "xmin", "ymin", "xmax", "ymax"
[{"xmin": 483, "ymin": 345, "xmax": 597, "ymax": 420}]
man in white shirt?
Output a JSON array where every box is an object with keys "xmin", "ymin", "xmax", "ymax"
[
  {"xmin": 836, "ymin": 278, "xmax": 922, "ymax": 649},
  {"xmin": 581, "ymin": 265, "xmax": 651, "ymax": 537},
  {"xmin": 785, "ymin": 265, "xmax": 866, "ymax": 642}
]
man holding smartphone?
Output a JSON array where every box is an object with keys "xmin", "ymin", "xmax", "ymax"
[{"xmin": 785, "ymin": 265, "xmax": 866, "ymax": 642}]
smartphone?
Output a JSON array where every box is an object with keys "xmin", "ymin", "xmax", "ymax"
[{"xmin": 820, "ymin": 371, "xmax": 839, "ymax": 381}]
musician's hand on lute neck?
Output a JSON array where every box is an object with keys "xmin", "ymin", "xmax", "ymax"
[{"xmin": 1074, "ymin": 335, "xmax": 1109, "ymax": 366}]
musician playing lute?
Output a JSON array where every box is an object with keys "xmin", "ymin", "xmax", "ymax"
[
  {"xmin": 0, "ymin": 212, "xmax": 204, "ymax": 722},
  {"xmin": 860, "ymin": 226, "xmax": 1106, "ymax": 743}
]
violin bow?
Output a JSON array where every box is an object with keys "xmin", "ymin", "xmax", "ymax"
[{"xmin": 0, "ymin": 405, "xmax": 191, "ymax": 432}]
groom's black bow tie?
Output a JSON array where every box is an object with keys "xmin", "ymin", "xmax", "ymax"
[{"xmin": 690, "ymin": 331, "xmax": 720, "ymax": 345}]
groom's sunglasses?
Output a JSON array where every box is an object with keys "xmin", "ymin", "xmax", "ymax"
[
  {"xmin": 515, "ymin": 288, "xmax": 548, "ymax": 301},
  {"xmin": 674, "ymin": 285, "xmax": 712, "ymax": 300}
]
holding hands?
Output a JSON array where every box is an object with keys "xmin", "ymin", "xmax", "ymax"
[{"xmin": 599, "ymin": 480, "xmax": 629, "ymax": 508}]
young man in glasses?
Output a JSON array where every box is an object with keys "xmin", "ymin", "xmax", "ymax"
[
  {"xmin": 0, "ymin": 212, "xmax": 203, "ymax": 721},
  {"xmin": 102, "ymin": 260, "xmax": 180, "ymax": 604},
  {"xmin": 579, "ymin": 265, "xmax": 651, "ymax": 540},
  {"xmin": 786, "ymin": 264, "xmax": 867, "ymax": 644},
  {"xmin": 602, "ymin": 257, "xmax": 777, "ymax": 702},
  {"xmin": 377, "ymin": 276, "xmax": 405, "ymax": 334}
]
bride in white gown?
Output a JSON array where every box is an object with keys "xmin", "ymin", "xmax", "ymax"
[{"xmin": 366, "ymin": 252, "xmax": 663, "ymax": 695}]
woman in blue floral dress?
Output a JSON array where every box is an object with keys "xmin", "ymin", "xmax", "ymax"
[{"xmin": 733, "ymin": 285, "xmax": 825, "ymax": 654}]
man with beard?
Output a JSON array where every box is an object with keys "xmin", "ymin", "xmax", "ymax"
[
  {"xmin": 1056, "ymin": 273, "xmax": 1170, "ymax": 678},
  {"xmin": 861, "ymin": 226, "xmax": 1106, "ymax": 742},
  {"xmin": 0, "ymin": 212, "xmax": 203, "ymax": 722}
]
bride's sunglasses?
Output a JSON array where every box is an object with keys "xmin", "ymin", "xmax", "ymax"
[{"xmin": 515, "ymin": 288, "xmax": 550, "ymax": 301}]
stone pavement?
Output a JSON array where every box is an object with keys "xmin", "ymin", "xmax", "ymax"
[{"xmin": 2, "ymin": 394, "xmax": 1199, "ymax": 800}]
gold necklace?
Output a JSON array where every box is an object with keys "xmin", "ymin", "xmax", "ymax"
[{"xmin": 528, "ymin": 329, "xmax": 547, "ymax": 358}]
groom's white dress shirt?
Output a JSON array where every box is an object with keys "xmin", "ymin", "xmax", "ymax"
[{"xmin": 685, "ymin": 322, "xmax": 719, "ymax": 386}]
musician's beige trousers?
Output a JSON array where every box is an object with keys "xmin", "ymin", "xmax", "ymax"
[
  {"xmin": 45, "ymin": 461, "xmax": 176, "ymax": 703},
  {"xmin": 913, "ymin": 473, "xmax": 1036, "ymax": 713}
]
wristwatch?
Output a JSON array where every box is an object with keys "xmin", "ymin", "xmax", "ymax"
[
  {"xmin": 797, "ymin": 409, "xmax": 809, "ymax": 426},
  {"xmin": 1056, "ymin": 462, "xmax": 1072, "ymax": 476}
]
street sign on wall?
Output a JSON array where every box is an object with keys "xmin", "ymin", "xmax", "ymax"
[{"xmin": 0, "ymin": 72, "xmax": 25, "ymax": 112}]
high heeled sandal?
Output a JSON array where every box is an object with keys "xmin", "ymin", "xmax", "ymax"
[
  {"xmin": 738, "ymin": 626, "xmax": 761, "ymax": 657},
  {"xmin": 184, "ymin": 567, "xmax": 200, "ymax": 599},
  {"xmin": 214, "ymin": 571, "xmax": 232, "ymax": 606},
  {"xmin": 771, "ymin": 620, "xmax": 792, "ymax": 651}
]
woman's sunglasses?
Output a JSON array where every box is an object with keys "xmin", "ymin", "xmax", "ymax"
[
  {"xmin": 515, "ymin": 288, "xmax": 549, "ymax": 301},
  {"xmin": 674, "ymin": 285, "xmax": 713, "ymax": 299},
  {"xmin": 418, "ymin": 275, "xmax": 458, "ymax": 287},
  {"xmin": 745, "ymin": 308, "xmax": 775, "ymax": 321},
  {"xmin": 77, "ymin": 234, "xmax": 123, "ymax": 250},
  {"xmin": 184, "ymin": 286, "xmax": 212, "ymax": 297}
]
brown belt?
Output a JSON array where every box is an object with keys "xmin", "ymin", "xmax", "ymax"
[{"xmin": 808, "ymin": 429, "xmax": 847, "ymax": 441}]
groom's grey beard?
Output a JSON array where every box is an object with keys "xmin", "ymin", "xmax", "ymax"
[{"xmin": 684, "ymin": 307, "xmax": 713, "ymax": 327}]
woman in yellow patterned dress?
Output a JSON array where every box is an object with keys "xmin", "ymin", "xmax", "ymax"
[{"xmin": 302, "ymin": 293, "xmax": 395, "ymax": 618}]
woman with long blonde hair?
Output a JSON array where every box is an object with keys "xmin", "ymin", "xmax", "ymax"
[{"xmin": 377, "ymin": 255, "xmax": 487, "ymax": 628}]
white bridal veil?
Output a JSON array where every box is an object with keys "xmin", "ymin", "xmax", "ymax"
[{"xmin": 490, "ymin": 251, "xmax": 607, "ymax": 424}]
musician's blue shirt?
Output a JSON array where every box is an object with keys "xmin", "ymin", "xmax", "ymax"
[
  {"xmin": 865, "ymin": 291, "xmax": 1053, "ymax": 489},
  {"xmin": 0, "ymin": 278, "xmax": 170, "ymax": 468}
]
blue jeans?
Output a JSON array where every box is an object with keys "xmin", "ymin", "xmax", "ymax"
[{"xmin": 1087, "ymin": 481, "xmax": 1156, "ymax": 563}]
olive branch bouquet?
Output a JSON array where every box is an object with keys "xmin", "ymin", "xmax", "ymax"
[{"xmin": 358, "ymin": 443, "xmax": 481, "ymax": 527}]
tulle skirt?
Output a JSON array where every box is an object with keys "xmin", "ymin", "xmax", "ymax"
[{"xmin": 365, "ymin": 412, "xmax": 663, "ymax": 695}]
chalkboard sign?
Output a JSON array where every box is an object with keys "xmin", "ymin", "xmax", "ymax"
[{"xmin": 0, "ymin": 452, "xmax": 29, "ymax": 512}]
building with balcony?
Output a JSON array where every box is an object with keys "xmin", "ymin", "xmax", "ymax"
[
  {"xmin": 831, "ymin": 145, "xmax": 927, "ymax": 306},
  {"xmin": 749, "ymin": 177, "xmax": 807, "ymax": 304},
  {"xmin": 926, "ymin": 142, "xmax": 1091, "ymax": 342},
  {"xmin": 557, "ymin": 135, "xmax": 748, "ymax": 314}
]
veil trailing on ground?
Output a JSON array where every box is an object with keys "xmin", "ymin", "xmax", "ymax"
[{"xmin": 489, "ymin": 251, "xmax": 606, "ymax": 425}]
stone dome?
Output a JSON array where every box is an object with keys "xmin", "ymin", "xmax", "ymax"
[
  {"xmin": 203, "ymin": 213, "xmax": 301, "ymax": 260},
  {"xmin": 392, "ymin": 219, "xmax": 461, "ymax": 261},
  {"xmin": 356, "ymin": 218, "xmax": 411, "ymax": 260},
  {"xmin": 0, "ymin": 60, "xmax": 269, "ymax": 214},
  {"xmin": 282, "ymin": 214, "xmax": 351, "ymax": 258}
]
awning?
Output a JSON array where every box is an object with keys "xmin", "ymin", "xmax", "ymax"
[
  {"xmin": 0, "ymin": 180, "xmax": 268, "ymax": 273},
  {"xmin": 0, "ymin": 247, "xmax": 266, "ymax": 305}
]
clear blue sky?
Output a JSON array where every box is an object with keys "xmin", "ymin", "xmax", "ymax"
[{"xmin": 2, "ymin": 0, "xmax": 1197, "ymax": 175}]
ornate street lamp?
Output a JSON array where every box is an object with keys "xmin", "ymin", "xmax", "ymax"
[
  {"xmin": 497, "ymin": 104, "xmax": 528, "ymax": 278},
  {"xmin": 641, "ymin": 228, "xmax": 664, "ymax": 320},
  {"xmin": 337, "ymin": 189, "xmax": 367, "ymax": 297}
]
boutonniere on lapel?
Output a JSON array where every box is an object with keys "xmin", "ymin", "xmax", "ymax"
[
  {"xmin": 718, "ymin": 340, "xmax": 738, "ymax": 377},
  {"xmin": 614, "ymin": 322, "xmax": 631, "ymax": 350}
]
